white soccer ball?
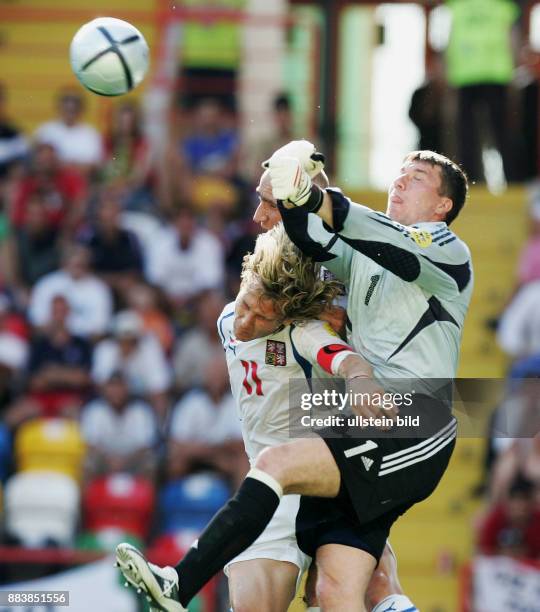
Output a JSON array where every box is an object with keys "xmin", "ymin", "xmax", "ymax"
[{"xmin": 70, "ymin": 17, "xmax": 149, "ymax": 97}]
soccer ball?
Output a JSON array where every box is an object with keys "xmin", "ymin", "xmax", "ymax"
[{"xmin": 70, "ymin": 17, "xmax": 149, "ymax": 96}]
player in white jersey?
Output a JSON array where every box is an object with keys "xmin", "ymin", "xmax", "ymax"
[{"xmin": 219, "ymin": 293, "xmax": 351, "ymax": 611}]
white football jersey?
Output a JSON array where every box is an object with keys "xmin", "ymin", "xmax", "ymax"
[{"xmin": 218, "ymin": 302, "xmax": 352, "ymax": 461}]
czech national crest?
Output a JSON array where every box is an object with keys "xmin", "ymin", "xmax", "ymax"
[{"xmin": 265, "ymin": 340, "xmax": 287, "ymax": 366}]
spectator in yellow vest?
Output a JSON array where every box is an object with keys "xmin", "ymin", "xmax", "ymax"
[{"xmin": 446, "ymin": 0, "xmax": 519, "ymax": 182}]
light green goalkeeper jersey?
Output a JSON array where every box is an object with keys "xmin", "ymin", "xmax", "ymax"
[{"xmin": 280, "ymin": 189, "xmax": 473, "ymax": 386}]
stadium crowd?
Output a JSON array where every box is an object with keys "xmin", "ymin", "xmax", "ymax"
[
  {"xmin": 0, "ymin": 85, "xmax": 296, "ymax": 581},
  {"xmin": 0, "ymin": 73, "xmax": 338, "ymax": 612},
  {"xmin": 484, "ymin": 207, "xmax": 540, "ymax": 561}
]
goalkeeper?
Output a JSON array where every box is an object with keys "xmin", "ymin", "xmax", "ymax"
[{"xmin": 267, "ymin": 140, "xmax": 472, "ymax": 386}]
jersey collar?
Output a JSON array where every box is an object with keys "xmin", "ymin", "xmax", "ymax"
[{"xmin": 411, "ymin": 221, "xmax": 448, "ymax": 230}]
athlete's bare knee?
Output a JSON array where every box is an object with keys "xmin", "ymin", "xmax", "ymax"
[
  {"xmin": 230, "ymin": 598, "xmax": 256, "ymax": 612},
  {"xmin": 317, "ymin": 572, "xmax": 364, "ymax": 611},
  {"xmin": 366, "ymin": 546, "xmax": 401, "ymax": 607},
  {"xmin": 254, "ymin": 445, "xmax": 290, "ymax": 482},
  {"xmin": 229, "ymin": 579, "xmax": 272, "ymax": 612},
  {"xmin": 366, "ymin": 569, "xmax": 392, "ymax": 609}
]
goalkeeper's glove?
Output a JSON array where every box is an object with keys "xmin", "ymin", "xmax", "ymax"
[
  {"xmin": 262, "ymin": 139, "xmax": 325, "ymax": 178},
  {"xmin": 268, "ymin": 156, "xmax": 324, "ymax": 212}
]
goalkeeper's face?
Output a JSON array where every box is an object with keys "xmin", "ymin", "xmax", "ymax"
[
  {"xmin": 234, "ymin": 284, "xmax": 285, "ymax": 341},
  {"xmin": 253, "ymin": 172, "xmax": 281, "ymax": 231},
  {"xmin": 387, "ymin": 160, "xmax": 452, "ymax": 226}
]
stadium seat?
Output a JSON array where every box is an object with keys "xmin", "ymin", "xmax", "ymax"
[
  {"xmin": 83, "ymin": 474, "xmax": 155, "ymax": 540},
  {"xmin": 0, "ymin": 423, "xmax": 11, "ymax": 482},
  {"xmin": 146, "ymin": 530, "xmax": 199, "ymax": 567},
  {"xmin": 14, "ymin": 418, "xmax": 86, "ymax": 481},
  {"xmin": 4, "ymin": 471, "xmax": 79, "ymax": 547},
  {"xmin": 159, "ymin": 473, "xmax": 230, "ymax": 533}
]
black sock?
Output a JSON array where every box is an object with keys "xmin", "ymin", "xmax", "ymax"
[{"xmin": 173, "ymin": 476, "xmax": 280, "ymax": 607}]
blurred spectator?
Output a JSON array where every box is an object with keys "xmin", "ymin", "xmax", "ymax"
[
  {"xmin": 172, "ymin": 290, "xmax": 226, "ymax": 392},
  {"xmin": 118, "ymin": 208, "xmax": 162, "ymax": 270},
  {"xmin": 28, "ymin": 243, "xmax": 113, "ymax": 339},
  {"xmin": 513, "ymin": 45, "xmax": 540, "ymax": 181},
  {"xmin": 166, "ymin": 98, "xmax": 240, "ymax": 213},
  {"xmin": 409, "ymin": 53, "xmax": 448, "ymax": 154},
  {"xmin": 516, "ymin": 202, "xmax": 540, "ymax": 286},
  {"xmin": 445, "ymin": 0, "xmax": 519, "ymax": 183},
  {"xmin": 497, "ymin": 280, "xmax": 540, "ymax": 358},
  {"xmin": 126, "ymin": 282, "xmax": 174, "ymax": 354},
  {"xmin": 267, "ymin": 93, "xmax": 295, "ymax": 149},
  {"xmin": 0, "ymin": 295, "xmax": 29, "ymax": 407},
  {"xmin": 9, "ymin": 143, "xmax": 87, "ymax": 236},
  {"xmin": 478, "ymin": 475, "xmax": 540, "ymax": 558},
  {"xmin": 146, "ymin": 206, "xmax": 225, "ymax": 312},
  {"xmin": 102, "ymin": 100, "xmax": 154, "ymax": 209},
  {"xmin": 81, "ymin": 371, "xmax": 157, "ymax": 479},
  {"xmin": 27, "ymin": 295, "xmax": 91, "ymax": 417},
  {"xmin": 79, "ymin": 189, "xmax": 143, "ymax": 297},
  {"xmin": 0, "ymin": 189, "xmax": 12, "ymax": 287},
  {"xmin": 225, "ymin": 217, "xmax": 258, "ymax": 296},
  {"xmin": 92, "ymin": 310, "xmax": 171, "ymax": 417},
  {"xmin": 490, "ymin": 431, "xmax": 540, "ymax": 502},
  {"xmin": 34, "ymin": 89, "xmax": 103, "ymax": 172},
  {"xmin": 167, "ymin": 351, "xmax": 247, "ymax": 486},
  {"xmin": 485, "ymin": 366, "xmax": 540, "ymax": 486},
  {"xmin": 241, "ymin": 93, "xmax": 297, "ymax": 184},
  {"xmin": 12, "ymin": 194, "xmax": 61, "ymax": 299},
  {"xmin": 0, "ymin": 82, "xmax": 29, "ymax": 178},
  {"xmin": 178, "ymin": 0, "xmax": 243, "ymax": 109},
  {"xmin": 182, "ymin": 98, "xmax": 239, "ymax": 179}
]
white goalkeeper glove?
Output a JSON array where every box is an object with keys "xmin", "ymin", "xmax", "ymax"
[
  {"xmin": 262, "ymin": 139, "xmax": 325, "ymax": 178},
  {"xmin": 268, "ymin": 156, "xmax": 324, "ymax": 212}
]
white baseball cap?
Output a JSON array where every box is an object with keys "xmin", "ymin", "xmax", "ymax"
[{"xmin": 111, "ymin": 310, "xmax": 143, "ymax": 338}]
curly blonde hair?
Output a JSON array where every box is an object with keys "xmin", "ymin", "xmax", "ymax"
[{"xmin": 240, "ymin": 224, "xmax": 341, "ymax": 321}]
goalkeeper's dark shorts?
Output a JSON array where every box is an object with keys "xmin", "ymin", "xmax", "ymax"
[{"xmin": 296, "ymin": 418, "xmax": 456, "ymax": 562}]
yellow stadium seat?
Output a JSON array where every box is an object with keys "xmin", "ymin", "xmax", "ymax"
[{"xmin": 15, "ymin": 418, "xmax": 86, "ymax": 481}]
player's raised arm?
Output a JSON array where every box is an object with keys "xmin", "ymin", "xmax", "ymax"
[{"xmin": 261, "ymin": 142, "xmax": 354, "ymax": 283}]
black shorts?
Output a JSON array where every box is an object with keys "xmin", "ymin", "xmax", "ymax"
[{"xmin": 296, "ymin": 418, "xmax": 456, "ymax": 561}]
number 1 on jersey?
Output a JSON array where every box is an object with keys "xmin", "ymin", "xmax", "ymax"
[{"xmin": 240, "ymin": 360, "xmax": 263, "ymax": 396}]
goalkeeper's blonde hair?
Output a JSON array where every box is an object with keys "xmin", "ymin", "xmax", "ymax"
[{"xmin": 241, "ymin": 224, "xmax": 341, "ymax": 321}]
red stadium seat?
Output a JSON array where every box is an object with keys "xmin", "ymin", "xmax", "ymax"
[
  {"xmin": 147, "ymin": 531, "xmax": 218, "ymax": 612},
  {"xmin": 146, "ymin": 530, "xmax": 198, "ymax": 567},
  {"xmin": 83, "ymin": 474, "xmax": 155, "ymax": 540}
]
